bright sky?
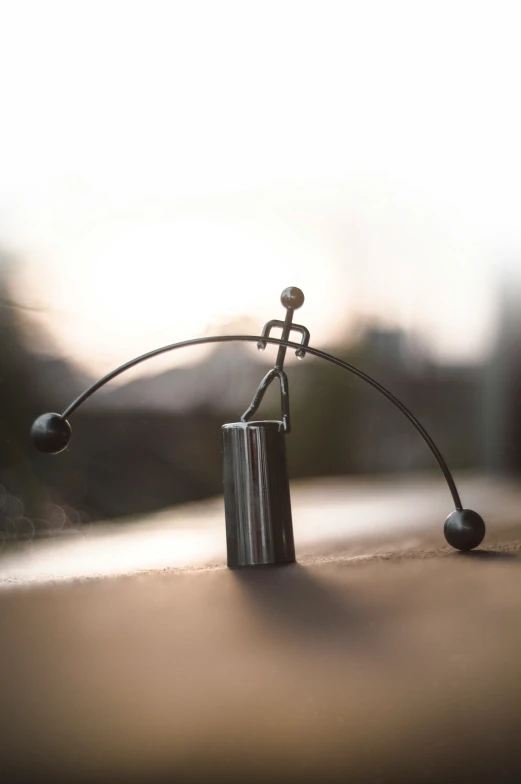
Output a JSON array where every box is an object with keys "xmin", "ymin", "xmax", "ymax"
[{"xmin": 1, "ymin": 1, "xmax": 520, "ymax": 377}]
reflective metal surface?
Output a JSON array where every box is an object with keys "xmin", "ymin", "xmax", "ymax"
[{"xmin": 222, "ymin": 420, "xmax": 295, "ymax": 567}]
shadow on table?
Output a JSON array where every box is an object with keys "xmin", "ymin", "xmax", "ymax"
[
  {"xmin": 456, "ymin": 549, "xmax": 521, "ymax": 560},
  {"xmin": 230, "ymin": 562, "xmax": 386, "ymax": 646}
]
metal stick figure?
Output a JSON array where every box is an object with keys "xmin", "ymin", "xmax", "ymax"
[{"xmin": 241, "ymin": 286, "xmax": 310, "ymax": 432}]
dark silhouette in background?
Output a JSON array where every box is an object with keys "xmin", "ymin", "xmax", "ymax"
[{"xmin": 1, "ymin": 257, "xmax": 520, "ymax": 540}]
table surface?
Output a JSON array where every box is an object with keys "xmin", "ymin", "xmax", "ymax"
[{"xmin": 1, "ymin": 474, "xmax": 521, "ymax": 783}]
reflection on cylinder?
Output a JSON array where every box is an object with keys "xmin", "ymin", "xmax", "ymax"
[{"xmin": 222, "ymin": 421, "xmax": 295, "ymax": 568}]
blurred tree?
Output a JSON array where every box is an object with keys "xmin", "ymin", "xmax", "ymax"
[{"xmin": 0, "ymin": 254, "xmax": 46, "ymax": 528}]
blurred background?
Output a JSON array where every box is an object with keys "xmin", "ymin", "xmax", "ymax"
[{"xmin": 1, "ymin": 1, "xmax": 521, "ymax": 548}]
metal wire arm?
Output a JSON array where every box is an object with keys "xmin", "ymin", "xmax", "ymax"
[{"xmin": 31, "ymin": 286, "xmax": 466, "ymax": 512}]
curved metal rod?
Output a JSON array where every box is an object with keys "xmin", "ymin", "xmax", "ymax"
[{"xmin": 62, "ymin": 335, "xmax": 463, "ymax": 510}]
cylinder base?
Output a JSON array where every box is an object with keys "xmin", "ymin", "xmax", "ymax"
[{"xmin": 222, "ymin": 420, "xmax": 295, "ymax": 568}]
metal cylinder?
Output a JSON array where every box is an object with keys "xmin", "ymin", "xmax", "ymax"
[{"xmin": 222, "ymin": 420, "xmax": 295, "ymax": 568}]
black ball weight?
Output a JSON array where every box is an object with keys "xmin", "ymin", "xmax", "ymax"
[
  {"xmin": 31, "ymin": 413, "xmax": 72, "ymax": 454},
  {"xmin": 444, "ymin": 509, "xmax": 485, "ymax": 551}
]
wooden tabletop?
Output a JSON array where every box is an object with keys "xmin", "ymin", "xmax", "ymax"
[{"xmin": 1, "ymin": 474, "xmax": 521, "ymax": 782}]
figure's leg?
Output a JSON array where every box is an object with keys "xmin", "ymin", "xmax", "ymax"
[
  {"xmin": 241, "ymin": 369, "xmax": 278, "ymax": 423},
  {"xmin": 278, "ymin": 370, "xmax": 290, "ymax": 433}
]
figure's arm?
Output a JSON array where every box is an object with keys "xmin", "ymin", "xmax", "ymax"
[{"xmin": 257, "ymin": 319, "xmax": 310, "ymax": 358}]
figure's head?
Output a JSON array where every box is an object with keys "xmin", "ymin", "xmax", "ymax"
[{"xmin": 280, "ymin": 286, "xmax": 305, "ymax": 310}]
